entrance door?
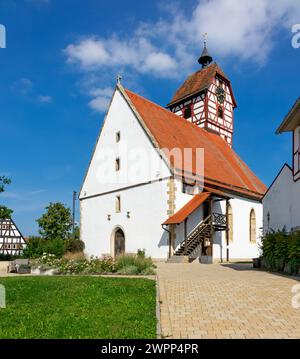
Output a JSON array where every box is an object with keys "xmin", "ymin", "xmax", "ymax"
[{"xmin": 114, "ymin": 228, "xmax": 125, "ymax": 257}]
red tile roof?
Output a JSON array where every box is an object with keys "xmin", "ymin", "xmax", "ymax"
[
  {"xmin": 123, "ymin": 87, "xmax": 266, "ymax": 200},
  {"xmin": 167, "ymin": 63, "xmax": 237, "ymax": 108},
  {"xmin": 163, "ymin": 192, "xmax": 211, "ymax": 225}
]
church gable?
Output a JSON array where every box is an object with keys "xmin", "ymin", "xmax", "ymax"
[{"xmin": 80, "ymin": 87, "xmax": 171, "ymax": 199}]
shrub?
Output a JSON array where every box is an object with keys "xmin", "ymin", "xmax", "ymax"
[
  {"xmin": 261, "ymin": 229, "xmax": 300, "ymax": 274},
  {"xmin": 116, "ymin": 253, "xmax": 156, "ymax": 275},
  {"xmin": 0, "ymin": 253, "xmax": 24, "ymax": 261},
  {"xmin": 23, "ymin": 237, "xmax": 65, "ymax": 258},
  {"xmin": 137, "ymin": 248, "xmax": 146, "ymax": 258},
  {"xmin": 64, "ymin": 238, "xmax": 85, "ymax": 253},
  {"xmin": 23, "ymin": 236, "xmax": 45, "ymax": 258},
  {"xmin": 117, "ymin": 265, "xmax": 139, "ymax": 275}
]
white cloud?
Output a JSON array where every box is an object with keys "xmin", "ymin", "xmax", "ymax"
[
  {"xmin": 64, "ymin": 36, "xmax": 178, "ymax": 78},
  {"xmin": 38, "ymin": 95, "xmax": 52, "ymax": 103},
  {"xmin": 12, "ymin": 78, "xmax": 33, "ymax": 95},
  {"xmin": 88, "ymin": 87, "xmax": 114, "ymax": 112},
  {"xmin": 64, "ymin": 38, "xmax": 109, "ymax": 69},
  {"xmin": 64, "ymin": 0, "xmax": 300, "ymax": 111}
]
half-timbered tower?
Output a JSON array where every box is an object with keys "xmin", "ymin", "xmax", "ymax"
[{"xmin": 167, "ymin": 44, "xmax": 237, "ymax": 147}]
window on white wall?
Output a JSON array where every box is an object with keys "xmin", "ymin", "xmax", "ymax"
[
  {"xmin": 250, "ymin": 209, "xmax": 256, "ymax": 243},
  {"xmin": 115, "ymin": 196, "xmax": 121, "ymax": 213},
  {"xmin": 115, "ymin": 158, "xmax": 120, "ymax": 171}
]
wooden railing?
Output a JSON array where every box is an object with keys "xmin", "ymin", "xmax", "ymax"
[{"xmin": 212, "ymin": 212, "xmax": 227, "ymax": 228}]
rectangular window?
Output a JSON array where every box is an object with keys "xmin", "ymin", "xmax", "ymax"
[
  {"xmin": 116, "ymin": 131, "xmax": 120, "ymax": 143},
  {"xmin": 115, "ymin": 158, "xmax": 120, "ymax": 171},
  {"xmin": 115, "ymin": 195, "xmax": 121, "ymax": 213}
]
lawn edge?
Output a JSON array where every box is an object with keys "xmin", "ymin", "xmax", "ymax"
[{"xmin": 156, "ymin": 275, "xmax": 162, "ymax": 339}]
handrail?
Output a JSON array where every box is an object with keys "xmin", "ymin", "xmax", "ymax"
[
  {"xmin": 174, "ymin": 212, "xmax": 228, "ymax": 255},
  {"xmin": 186, "ymin": 214, "xmax": 212, "ymax": 238}
]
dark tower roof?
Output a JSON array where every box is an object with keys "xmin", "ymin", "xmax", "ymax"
[{"xmin": 198, "ymin": 42, "xmax": 213, "ymax": 68}]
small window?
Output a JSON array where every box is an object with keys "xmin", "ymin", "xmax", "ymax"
[
  {"xmin": 218, "ymin": 107, "xmax": 223, "ymax": 119},
  {"xmin": 115, "ymin": 196, "xmax": 121, "ymax": 213},
  {"xmin": 115, "ymin": 158, "xmax": 120, "ymax": 171},
  {"xmin": 183, "ymin": 106, "xmax": 192, "ymax": 119},
  {"xmin": 250, "ymin": 209, "xmax": 256, "ymax": 243},
  {"xmin": 116, "ymin": 131, "xmax": 120, "ymax": 143}
]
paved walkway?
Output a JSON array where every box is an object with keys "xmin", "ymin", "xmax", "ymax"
[{"xmin": 157, "ymin": 261, "xmax": 300, "ymax": 339}]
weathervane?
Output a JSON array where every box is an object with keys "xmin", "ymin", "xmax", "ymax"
[{"xmin": 203, "ymin": 32, "xmax": 208, "ymax": 46}]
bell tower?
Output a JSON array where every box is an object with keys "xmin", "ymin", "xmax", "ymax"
[{"xmin": 167, "ymin": 41, "xmax": 237, "ymax": 147}]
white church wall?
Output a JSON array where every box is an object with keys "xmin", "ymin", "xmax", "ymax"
[
  {"xmin": 81, "ymin": 178, "xmax": 170, "ymax": 259},
  {"xmin": 80, "ymin": 88, "xmax": 171, "ymax": 199},
  {"xmin": 213, "ymin": 196, "xmax": 263, "ymax": 261},
  {"xmin": 263, "ymin": 165, "xmax": 293, "ymax": 233}
]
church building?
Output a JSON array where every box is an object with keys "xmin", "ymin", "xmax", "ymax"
[
  {"xmin": 80, "ymin": 44, "xmax": 266, "ymax": 263},
  {"xmin": 263, "ymin": 98, "xmax": 300, "ymax": 233}
]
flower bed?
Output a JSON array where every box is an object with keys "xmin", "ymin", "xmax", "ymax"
[{"xmin": 30, "ymin": 251, "xmax": 156, "ymax": 276}]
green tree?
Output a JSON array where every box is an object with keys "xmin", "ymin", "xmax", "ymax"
[
  {"xmin": 0, "ymin": 176, "xmax": 11, "ymax": 193},
  {"xmin": 0, "ymin": 205, "xmax": 13, "ymax": 219},
  {"xmin": 37, "ymin": 202, "xmax": 73, "ymax": 241}
]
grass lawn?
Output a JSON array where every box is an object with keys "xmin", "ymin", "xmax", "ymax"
[{"xmin": 0, "ymin": 276, "xmax": 156, "ymax": 339}]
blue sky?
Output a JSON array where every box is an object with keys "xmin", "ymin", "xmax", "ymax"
[{"xmin": 0, "ymin": 0, "xmax": 300, "ymax": 235}]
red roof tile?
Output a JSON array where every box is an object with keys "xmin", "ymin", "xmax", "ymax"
[
  {"xmin": 123, "ymin": 87, "xmax": 266, "ymax": 199},
  {"xmin": 167, "ymin": 63, "xmax": 237, "ymax": 107},
  {"xmin": 163, "ymin": 192, "xmax": 211, "ymax": 225}
]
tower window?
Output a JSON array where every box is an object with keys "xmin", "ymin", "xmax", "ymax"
[
  {"xmin": 115, "ymin": 196, "xmax": 121, "ymax": 213},
  {"xmin": 183, "ymin": 106, "xmax": 192, "ymax": 119},
  {"xmin": 218, "ymin": 106, "xmax": 224, "ymax": 119},
  {"xmin": 116, "ymin": 131, "xmax": 120, "ymax": 143},
  {"xmin": 115, "ymin": 158, "xmax": 120, "ymax": 171}
]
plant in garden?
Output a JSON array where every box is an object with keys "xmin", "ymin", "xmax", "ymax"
[{"xmin": 261, "ymin": 229, "xmax": 300, "ymax": 274}]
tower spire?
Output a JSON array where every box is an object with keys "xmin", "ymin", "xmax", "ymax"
[{"xmin": 198, "ymin": 33, "xmax": 213, "ymax": 68}]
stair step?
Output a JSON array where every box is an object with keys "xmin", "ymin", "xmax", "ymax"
[{"xmin": 167, "ymin": 256, "xmax": 189, "ymax": 263}]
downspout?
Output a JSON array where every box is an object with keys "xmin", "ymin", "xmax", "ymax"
[
  {"xmin": 162, "ymin": 224, "xmax": 172, "ymax": 258},
  {"xmin": 226, "ymin": 199, "xmax": 229, "ymax": 262}
]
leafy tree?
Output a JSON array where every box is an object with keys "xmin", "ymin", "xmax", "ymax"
[
  {"xmin": 37, "ymin": 202, "xmax": 73, "ymax": 241},
  {"xmin": 0, "ymin": 176, "xmax": 11, "ymax": 193},
  {"xmin": 0, "ymin": 205, "xmax": 13, "ymax": 219}
]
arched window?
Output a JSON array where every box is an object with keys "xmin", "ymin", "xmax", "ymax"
[
  {"xmin": 183, "ymin": 106, "xmax": 192, "ymax": 119},
  {"xmin": 227, "ymin": 204, "xmax": 233, "ymax": 242},
  {"xmin": 250, "ymin": 209, "xmax": 256, "ymax": 243}
]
